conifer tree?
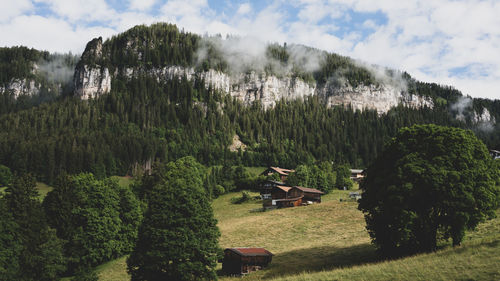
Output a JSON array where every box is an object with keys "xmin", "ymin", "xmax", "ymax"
[{"xmin": 127, "ymin": 157, "xmax": 220, "ymax": 281}]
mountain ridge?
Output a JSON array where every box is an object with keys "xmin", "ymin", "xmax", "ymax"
[{"xmin": 73, "ymin": 26, "xmax": 433, "ymax": 114}]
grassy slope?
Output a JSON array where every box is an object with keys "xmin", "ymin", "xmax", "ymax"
[
  {"xmin": 36, "ymin": 182, "xmax": 53, "ymax": 200},
  {"xmin": 1, "ymin": 182, "xmax": 53, "ymax": 200},
  {"xmin": 96, "ymin": 189, "xmax": 500, "ymax": 281},
  {"xmin": 245, "ymin": 166, "xmax": 267, "ymax": 176},
  {"xmin": 269, "ymin": 211, "xmax": 500, "ymax": 281}
]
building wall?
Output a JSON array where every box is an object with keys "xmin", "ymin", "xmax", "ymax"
[
  {"xmin": 272, "ymin": 188, "xmax": 288, "ymax": 199},
  {"xmin": 303, "ymin": 192, "xmax": 321, "ymax": 202}
]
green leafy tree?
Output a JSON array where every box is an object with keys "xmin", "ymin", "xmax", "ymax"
[
  {"xmin": 3, "ymin": 174, "xmax": 66, "ymax": 280},
  {"xmin": 43, "ymin": 173, "xmax": 142, "ymax": 273},
  {"xmin": 127, "ymin": 156, "xmax": 220, "ymax": 281},
  {"xmin": 335, "ymin": 164, "xmax": 353, "ymax": 190},
  {"xmin": 0, "ymin": 164, "xmax": 12, "ymax": 186},
  {"xmin": 359, "ymin": 124, "xmax": 500, "ymax": 257},
  {"xmin": 0, "ymin": 199, "xmax": 22, "ymax": 280},
  {"xmin": 286, "ymin": 165, "xmax": 310, "ymax": 186}
]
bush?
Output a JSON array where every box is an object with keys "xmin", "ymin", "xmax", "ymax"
[{"xmin": 231, "ymin": 191, "xmax": 253, "ymax": 204}]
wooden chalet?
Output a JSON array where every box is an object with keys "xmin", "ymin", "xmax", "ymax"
[
  {"xmin": 263, "ymin": 185, "xmax": 324, "ymax": 208},
  {"xmin": 350, "ymin": 169, "xmax": 364, "ymax": 183},
  {"xmin": 222, "ymin": 248, "xmax": 273, "ymax": 275},
  {"xmin": 261, "ymin": 166, "xmax": 295, "ymax": 182},
  {"xmin": 292, "ymin": 186, "xmax": 324, "ymax": 203},
  {"xmin": 260, "ymin": 180, "xmax": 285, "ymax": 199}
]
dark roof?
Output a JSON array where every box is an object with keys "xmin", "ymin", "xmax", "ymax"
[
  {"xmin": 294, "ymin": 186, "xmax": 324, "ymax": 194},
  {"xmin": 275, "ymin": 185, "xmax": 292, "ymax": 192},
  {"xmin": 226, "ymin": 248, "xmax": 274, "ymax": 257},
  {"xmin": 264, "ymin": 167, "xmax": 295, "ymax": 176}
]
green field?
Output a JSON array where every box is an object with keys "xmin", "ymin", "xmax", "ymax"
[
  {"xmin": 34, "ymin": 176, "xmax": 132, "ymax": 202},
  {"xmin": 36, "ymin": 182, "xmax": 53, "ymax": 200},
  {"xmin": 1, "ymin": 182, "xmax": 53, "ymax": 199},
  {"xmin": 245, "ymin": 167, "xmax": 268, "ymax": 177},
  {"xmin": 95, "ymin": 189, "xmax": 500, "ymax": 281},
  {"xmin": 110, "ymin": 175, "xmax": 134, "ymax": 188}
]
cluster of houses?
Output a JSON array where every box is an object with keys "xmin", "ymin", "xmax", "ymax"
[
  {"xmin": 259, "ymin": 167, "xmax": 325, "ymax": 209},
  {"xmin": 222, "ymin": 166, "xmax": 365, "ymax": 276}
]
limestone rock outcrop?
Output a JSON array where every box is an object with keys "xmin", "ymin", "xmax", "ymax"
[
  {"xmin": 73, "ymin": 40, "xmax": 434, "ymax": 113},
  {"xmin": 0, "ymin": 79, "xmax": 40, "ymax": 98}
]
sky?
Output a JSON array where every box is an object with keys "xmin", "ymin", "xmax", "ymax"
[{"xmin": 2, "ymin": 0, "xmax": 500, "ymax": 100}]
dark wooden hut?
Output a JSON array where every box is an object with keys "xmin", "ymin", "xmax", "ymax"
[
  {"xmin": 260, "ymin": 180, "xmax": 285, "ymax": 199},
  {"xmin": 222, "ymin": 248, "xmax": 274, "ymax": 275},
  {"xmin": 292, "ymin": 186, "xmax": 324, "ymax": 203}
]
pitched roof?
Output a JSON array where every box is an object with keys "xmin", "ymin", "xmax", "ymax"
[
  {"xmin": 350, "ymin": 169, "xmax": 364, "ymax": 174},
  {"xmin": 269, "ymin": 167, "xmax": 295, "ymax": 176},
  {"xmin": 226, "ymin": 248, "xmax": 274, "ymax": 257},
  {"xmin": 275, "ymin": 185, "xmax": 292, "ymax": 192},
  {"xmin": 294, "ymin": 186, "xmax": 324, "ymax": 194}
]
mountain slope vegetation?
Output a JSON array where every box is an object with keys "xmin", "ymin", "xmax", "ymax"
[{"xmin": 0, "ymin": 22, "xmax": 498, "ymax": 184}]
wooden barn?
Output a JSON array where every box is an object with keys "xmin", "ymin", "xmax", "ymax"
[
  {"xmin": 292, "ymin": 186, "xmax": 324, "ymax": 203},
  {"xmin": 263, "ymin": 185, "xmax": 324, "ymax": 208},
  {"xmin": 222, "ymin": 248, "xmax": 273, "ymax": 275},
  {"xmin": 261, "ymin": 166, "xmax": 295, "ymax": 182},
  {"xmin": 260, "ymin": 180, "xmax": 285, "ymax": 199}
]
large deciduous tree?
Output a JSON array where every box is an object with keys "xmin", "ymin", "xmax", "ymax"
[
  {"xmin": 127, "ymin": 156, "xmax": 220, "ymax": 281},
  {"xmin": 43, "ymin": 173, "xmax": 142, "ymax": 273},
  {"xmin": 359, "ymin": 124, "xmax": 500, "ymax": 257}
]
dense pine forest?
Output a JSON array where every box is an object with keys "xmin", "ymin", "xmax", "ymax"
[{"xmin": 0, "ymin": 23, "xmax": 498, "ymax": 185}]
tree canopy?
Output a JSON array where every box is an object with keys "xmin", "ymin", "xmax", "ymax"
[
  {"xmin": 43, "ymin": 173, "xmax": 142, "ymax": 273},
  {"xmin": 127, "ymin": 156, "xmax": 220, "ymax": 281},
  {"xmin": 1, "ymin": 174, "xmax": 66, "ymax": 280},
  {"xmin": 358, "ymin": 124, "xmax": 500, "ymax": 257}
]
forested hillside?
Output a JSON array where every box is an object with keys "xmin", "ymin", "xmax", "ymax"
[
  {"xmin": 0, "ymin": 47, "xmax": 78, "ymax": 114},
  {"xmin": 0, "ymin": 23, "xmax": 498, "ymax": 184}
]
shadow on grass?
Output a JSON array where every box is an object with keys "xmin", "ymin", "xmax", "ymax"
[{"xmin": 218, "ymin": 243, "xmax": 380, "ymax": 279}]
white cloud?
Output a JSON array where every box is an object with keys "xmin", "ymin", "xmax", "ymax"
[
  {"xmin": 129, "ymin": 0, "xmax": 157, "ymax": 11},
  {"xmin": 34, "ymin": 0, "xmax": 114, "ymax": 22},
  {"xmin": 236, "ymin": 3, "xmax": 251, "ymax": 16},
  {"xmin": 0, "ymin": 0, "xmax": 33, "ymax": 23},
  {"xmin": 1, "ymin": 0, "xmax": 500, "ymax": 100},
  {"xmin": 0, "ymin": 15, "xmax": 116, "ymax": 54}
]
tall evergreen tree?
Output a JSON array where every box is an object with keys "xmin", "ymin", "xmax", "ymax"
[
  {"xmin": 3, "ymin": 174, "xmax": 66, "ymax": 281},
  {"xmin": 127, "ymin": 157, "xmax": 220, "ymax": 281}
]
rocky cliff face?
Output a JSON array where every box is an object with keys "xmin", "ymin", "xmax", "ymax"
[
  {"xmin": 473, "ymin": 107, "xmax": 495, "ymax": 124},
  {"xmin": 74, "ymin": 37, "xmax": 112, "ymax": 99},
  {"xmin": 0, "ymin": 78, "xmax": 41, "ymax": 98},
  {"xmin": 74, "ymin": 49, "xmax": 433, "ymax": 113}
]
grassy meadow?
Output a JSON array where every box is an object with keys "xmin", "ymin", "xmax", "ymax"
[
  {"xmin": 36, "ymin": 182, "xmax": 53, "ymax": 199},
  {"xmin": 95, "ymin": 187, "xmax": 500, "ymax": 281}
]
